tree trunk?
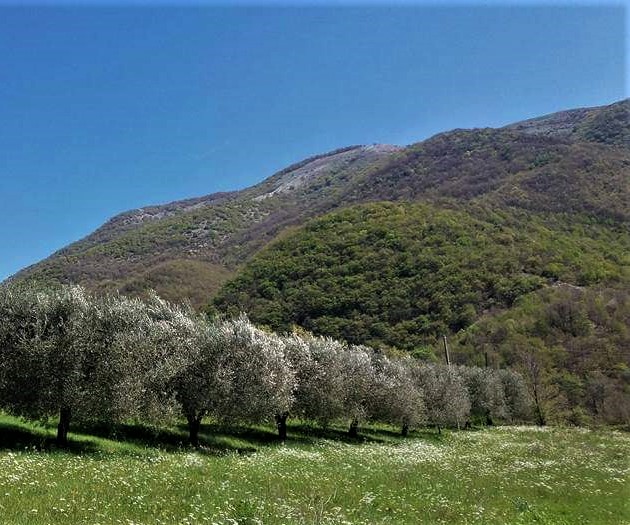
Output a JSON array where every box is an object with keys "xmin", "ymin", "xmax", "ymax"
[
  {"xmin": 524, "ymin": 352, "xmax": 547, "ymax": 426},
  {"xmin": 535, "ymin": 403, "xmax": 546, "ymax": 426},
  {"xmin": 348, "ymin": 418, "xmax": 359, "ymax": 438},
  {"xmin": 532, "ymin": 385, "xmax": 547, "ymax": 426},
  {"xmin": 401, "ymin": 422, "xmax": 409, "ymax": 437},
  {"xmin": 56, "ymin": 406, "xmax": 71, "ymax": 447},
  {"xmin": 187, "ymin": 414, "xmax": 203, "ymax": 447},
  {"xmin": 275, "ymin": 413, "xmax": 288, "ymax": 442},
  {"xmin": 436, "ymin": 424, "xmax": 441, "ymax": 435}
]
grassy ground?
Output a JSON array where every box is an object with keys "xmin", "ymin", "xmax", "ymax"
[{"xmin": 0, "ymin": 415, "xmax": 628, "ymax": 524}]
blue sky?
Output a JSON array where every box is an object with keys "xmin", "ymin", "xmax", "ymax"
[{"xmin": 0, "ymin": 2, "xmax": 626, "ymax": 280}]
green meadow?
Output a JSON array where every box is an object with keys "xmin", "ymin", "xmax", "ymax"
[{"xmin": 0, "ymin": 415, "xmax": 627, "ymax": 525}]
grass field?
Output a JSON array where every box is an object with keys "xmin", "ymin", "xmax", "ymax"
[{"xmin": 0, "ymin": 415, "xmax": 628, "ymax": 524}]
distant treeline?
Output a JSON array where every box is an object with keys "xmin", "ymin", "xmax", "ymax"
[{"xmin": 0, "ymin": 285, "xmax": 531, "ymax": 448}]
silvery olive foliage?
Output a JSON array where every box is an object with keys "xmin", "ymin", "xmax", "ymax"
[
  {"xmin": 369, "ymin": 353, "xmax": 426, "ymax": 434},
  {"xmin": 211, "ymin": 315, "xmax": 295, "ymax": 424},
  {"xmin": 498, "ymin": 368, "xmax": 532, "ymax": 422},
  {"xmin": 288, "ymin": 335, "xmax": 348, "ymax": 426},
  {"xmin": 457, "ymin": 365, "xmax": 509, "ymax": 425},
  {"xmin": 0, "ymin": 284, "xmax": 49, "ymax": 419},
  {"xmin": 139, "ymin": 294, "xmax": 203, "ymax": 422},
  {"xmin": 412, "ymin": 364, "xmax": 471, "ymax": 431},
  {"xmin": 342, "ymin": 345, "xmax": 378, "ymax": 434},
  {"xmin": 0, "ymin": 286, "xmax": 166, "ymax": 444},
  {"xmin": 168, "ymin": 314, "xmax": 224, "ymax": 444},
  {"xmin": 0, "ymin": 284, "xmax": 532, "ymax": 446},
  {"xmin": 0, "ymin": 286, "xmax": 95, "ymax": 434}
]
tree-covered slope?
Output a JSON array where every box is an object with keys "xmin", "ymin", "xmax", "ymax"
[
  {"xmin": 213, "ymin": 201, "xmax": 629, "ymax": 351},
  {"xmin": 454, "ymin": 285, "xmax": 630, "ymax": 424},
  {"xmin": 343, "ymin": 128, "xmax": 629, "ymax": 223},
  {"xmin": 212, "ymin": 200, "xmax": 630, "ymax": 423},
  {"xmin": 505, "ymin": 98, "xmax": 629, "ymax": 146},
  {"xmin": 11, "ymin": 145, "xmax": 399, "ymax": 306}
]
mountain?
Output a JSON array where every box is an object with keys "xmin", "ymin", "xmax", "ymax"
[
  {"xmin": 11, "ymin": 144, "xmax": 400, "ymax": 306},
  {"xmin": 209, "ymin": 102, "xmax": 629, "ymax": 336},
  {"xmin": 12, "ymin": 100, "xmax": 628, "ymax": 307}
]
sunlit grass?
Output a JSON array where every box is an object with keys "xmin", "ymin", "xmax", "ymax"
[{"xmin": 0, "ymin": 415, "xmax": 628, "ymax": 524}]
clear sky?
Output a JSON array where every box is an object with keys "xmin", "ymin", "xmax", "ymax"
[{"xmin": 0, "ymin": 1, "xmax": 626, "ymax": 280}]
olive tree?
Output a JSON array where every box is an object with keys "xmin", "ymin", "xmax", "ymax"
[
  {"xmin": 369, "ymin": 354, "xmax": 425, "ymax": 436},
  {"xmin": 413, "ymin": 364, "xmax": 470, "ymax": 433},
  {"xmin": 1, "ymin": 286, "xmax": 106, "ymax": 445},
  {"xmin": 289, "ymin": 335, "xmax": 347, "ymax": 428},
  {"xmin": 341, "ymin": 345, "xmax": 377, "ymax": 437},
  {"xmin": 212, "ymin": 316, "xmax": 295, "ymax": 437},
  {"xmin": 0, "ymin": 285, "xmax": 185, "ymax": 447},
  {"xmin": 15, "ymin": 286, "xmax": 91, "ymax": 446},
  {"xmin": 278, "ymin": 333, "xmax": 312, "ymax": 441},
  {"xmin": 167, "ymin": 315, "xmax": 223, "ymax": 446},
  {"xmin": 498, "ymin": 368, "xmax": 531, "ymax": 422},
  {"xmin": 458, "ymin": 366, "xmax": 508, "ymax": 426}
]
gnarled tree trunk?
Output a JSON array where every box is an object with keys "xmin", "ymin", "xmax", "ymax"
[
  {"xmin": 275, "ymin": 412, "xmax": 288, "ymax": 442},
  {"xmin": 187, "ymin": 413, "xmax": 203, "ymax": 447},
  {"xmin": 348, "ymin": 417, "xmax": 359, "ymax": 438},
  {"xmin": 56, "ymin": 406, "xmax": 71, "ymax": 447}
]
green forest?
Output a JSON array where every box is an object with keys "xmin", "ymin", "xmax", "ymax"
[{"xmin": 213, "ymin": 201, "xmax": 630, "ymax": 424}]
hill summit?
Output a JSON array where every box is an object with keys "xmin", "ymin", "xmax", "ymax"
[{"xmin": 11, "ymin": 99, "xmax": 629, "ymax": 309}]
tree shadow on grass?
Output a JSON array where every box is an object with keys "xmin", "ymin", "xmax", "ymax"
[
  {"xmin": 0, "ymin": 421, "xmax": 51, "ymax": 450},
  {"xmin": 78, "ymin": 420, "xmax": 187, "ymax": 449},
  {"xmin": 0, "ymin": 416, "xmax": 445, "ymax": 456},
  {"xmin": 410, "ymin": 428, "xmax": 446, "ymax": 444},
  {"xmin": 75, "ymin": 420, "xmax": 406, "ymax": 452},
  {"xmin": 283, "ymin": 421, "xmax": 447, "ymax": 445},
  {"xmin": 287, "ymin": 422, "xmax": 391, "ymax": 444},
  {"xmin": 198, "ymin": 423, "xmax": 278, "ymax": 454},
  {"xmin": 0, "ymin": 419, "xmax": 259, "ymax": 456},
  {"xmin": 75, "ymin": 420, "xmax": 264, "ymax": 456},
  {"xmin": 0, "ymin": 420, "xmax": 103, "ymax": 455}
]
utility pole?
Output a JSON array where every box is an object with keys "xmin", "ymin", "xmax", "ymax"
[{"xmin": 442, "ymin": 335, "xmax": 451, "ymax": 366}]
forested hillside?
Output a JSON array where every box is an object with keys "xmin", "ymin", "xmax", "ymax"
[
  {"xmin": 213, "ymin": 202, "xmax": 628, "ymax": 349},
  {"xmin": 211, "ymin": 100, "xmax": 630, "ymax": 423},
  {"xmin": 11, "ymin": 145, "xmax": 399, "ymax": 306},
  {"xmin": 454, "ymin": 285, "xmax": 630, "ymax": 424},
  {"xmin": 10, "ymin": 100, "xmax": 628, "ymax": 305}
]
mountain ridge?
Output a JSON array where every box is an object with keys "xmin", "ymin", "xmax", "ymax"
[
  {"xmin": 9, "ymin": 99, "xmax": 629, "ymax": 308},
  {"xmin": 10, "ymin": 142, "xmax": 401, "ymax": 305}
]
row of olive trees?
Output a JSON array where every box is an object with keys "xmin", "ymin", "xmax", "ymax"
[{"xmin": 0, "ymin": 285, "xmax": 531, "ymax": 447}]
